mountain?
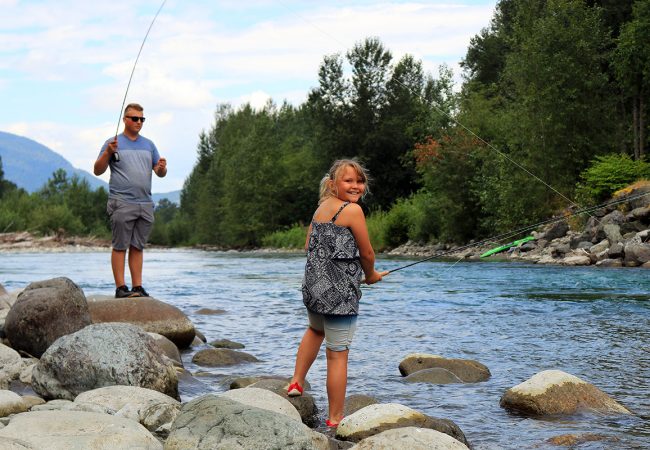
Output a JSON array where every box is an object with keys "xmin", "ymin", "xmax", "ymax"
[
  {"xmin": 0, "ymin": 131, "xmax": 107, "ymax": 192},
  {"xmin": 152, "ymin": 190, "xmax": 181, "ymax": 205}
]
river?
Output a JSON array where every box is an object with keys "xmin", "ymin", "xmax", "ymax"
[{"xmin": 1, "ymin": 249, "xmax": 649, "ymax": 449}]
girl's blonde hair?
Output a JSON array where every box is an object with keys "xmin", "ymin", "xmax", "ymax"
[{"xmin": 318, "ymin": 159, "xmax": 370, "ymax": 204}]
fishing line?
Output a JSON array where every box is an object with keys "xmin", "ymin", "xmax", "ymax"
[
  {"xmin": 113, "ymin": 0, "xmax": 167, "ymax": 162},
  {"xmin": 387, "ymin": 189, "xmax": 650, "ymax": 273}
]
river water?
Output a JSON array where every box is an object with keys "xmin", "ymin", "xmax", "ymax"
[{"xmin": 1, "ymin": 249, "xmax": 649, "ymax": 449}]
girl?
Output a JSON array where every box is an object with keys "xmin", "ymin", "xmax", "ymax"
[{"xmin": 287, "ymin": 159, "xmax": 388, "ymax": 428}]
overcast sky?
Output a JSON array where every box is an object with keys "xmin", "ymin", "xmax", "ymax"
[{"xmin": 0, "ymin": 0, "xmax": 496, "ymax": 193}]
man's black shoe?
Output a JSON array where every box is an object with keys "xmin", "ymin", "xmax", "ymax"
[
  {"xmin": 131, "ymin": 286, "xmax": 150, "ymax": 297},
  {"xmin": 115, "ymin": 285, "xmax": 141, "ymax": 298}
]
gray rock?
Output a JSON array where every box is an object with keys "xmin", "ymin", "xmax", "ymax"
[
  {"xmin": 74, "ymin": 385, "xmax": 181, "ymax": 438},
  {"xmin": 0, "ymin": 436, "xmax": 36, "ymax": 449},
  {"xmin": 336, "ymin": 403, "xmax": 468, "ymax": 447},
  {"xmin": 148, "ymin": 332, "xmax": 183, "ymax": 367},
  {"xmin": 600, "ymin": 210, "xmax": 626, "ymax": 226},
  {"xmin": 349, "ymin": 427, "xmax": 469, "ymax": 450},
  {"xmin": 192, "ymin": 348, "xmax": 259, "ymax": 367},
  {"xmin": 398, "ymin": 353, "xmax": 490, "ymax": 382},
  {"xmin": 87, "ymin": 295, "xmax": 195, "ymax": 349},
  {"xmin": 4, "ymin": 277, "xmax": 91, "ymax": 358},
  {"xmin": 500, "ymin": 370, "xmax": 631, "ymax": 415},
  {"xmin": 165, "ymin": 394, "xmax": 329, "ymax": 450},
  {"xmin": 0, "ymin": 391, "xmax": 28, "ymax": 417},
  {"xmin": 589, "ymin": 239, "xmax": 609, "ymax": 255},
  {"xmin": 551, "ymin": 243, "xmax": 571, "ymax": 257},
  {"xmin": 405, "ymin": 368, "xmax": 464, "ymax": 384},
  {"xmin": 542, "ymin": 220, "xmax": 569, "ymax": 240},
  {"xmin": 603, "ymin": 224, "xmax": 623, "ymax": 245},
  {"xmin": 628, "ymin": 206, "xmax": 650, "ymax": 222},
  {"xmin": 344, "ymin": 394, "xmax": 379, "ymax": 417},
  {"xmin": 249, "ymin": 378, "xmax": 319, "ymax": 427},
  {"xmin": 624, "ymin": 241, "xmax": 650, "ymax": 266},
  {"xmin": 221, "ymin": 387, "xmax": 302, "ymax": 422},
  {"xmin": 31, "ymin": 323, "xmax": 178, "ymax": 401},
  {"xmin": 209, "ymin": 338, "xmax": 245, "ymax": 349},
  {"xmin": 575, "ymin": 241, "xmax": 593, "ymax": 250},
  {"xmin": 0, "ymin": 410, "xmax": 162, "ymax": 449},
  {"xmin": 607, "ymin": 242, "xmax": 625, "ymax": 259},
  {"xmin": 0, "ymin": 344, "xmax": 22, "ymax": 382},
  {"xmin": 596, "ymin": 259, "xmax": 623, "ymax": 268}
]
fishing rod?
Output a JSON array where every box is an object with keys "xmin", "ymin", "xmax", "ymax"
[
  {"xmin": 387, "ymin": 189, "xmax": 650, "ymax": 274},
  {"xmin": 112, "ymin": 0, "xmax": 167, "ymax": 162}
]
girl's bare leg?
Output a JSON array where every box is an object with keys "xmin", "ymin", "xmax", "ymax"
[
  {"xmin": 326, "ymin": 348, "xmax": 349, "ymax": 423},
  {"xmin": 290, "ymin": 327, "xmax": 324, "ymax": 386}
]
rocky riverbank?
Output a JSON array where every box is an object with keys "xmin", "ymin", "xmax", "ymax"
[
  {"xmin": 0, "ymin": 277, "xmax": 634, "ymax": 449},
  {"xmin": 389, "ymin": 185, "xmax": 650, "ymax": 268},
  {"xmin": 0, "ymin": 232, "xmax": 111, "ymax": 253}
]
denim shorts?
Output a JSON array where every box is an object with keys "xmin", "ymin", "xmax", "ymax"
[{"xmin": 308, "ymin": 310, "xmax": 358, "ymax": 352}]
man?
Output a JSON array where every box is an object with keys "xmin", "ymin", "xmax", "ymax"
[{"xmin": 94, "ymin": 103, "xmax": 167, "ymax": 298}]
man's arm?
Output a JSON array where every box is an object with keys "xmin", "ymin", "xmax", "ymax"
[
  {"xmin": 154, "ymin": 157, "xmax": 167, "ymax": 177},
  {"xmin": 94, "ymin": 139, "xmax": 117, "ymax": 176}
]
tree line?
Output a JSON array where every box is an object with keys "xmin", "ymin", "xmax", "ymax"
[{"xmin": 2, "ymin": 0, "xmax": 649, "ymax": 250}]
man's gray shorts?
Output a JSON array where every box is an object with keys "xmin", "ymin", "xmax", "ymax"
[{"xmin": 107, "ymin": 199, "xmax": 154, "ymax": 251}]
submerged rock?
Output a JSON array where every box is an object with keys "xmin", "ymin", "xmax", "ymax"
[
  {"xmin": 398, "ymin": 353, "xmax": 490, "ymax": 382},
  {"xmin": 192, "ymin": 348, "xmax": 259, "ymax": 367},
  {"xmin": 500, "ymin": 370, "xmax": 631, "ymax": 416}
]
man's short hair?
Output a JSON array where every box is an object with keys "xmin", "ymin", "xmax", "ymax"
[{"xmin": 124, "ymin": 103, "xmax": 144, "ymax": 115}]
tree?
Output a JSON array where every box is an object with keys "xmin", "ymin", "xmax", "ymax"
[{"xmin": 612, "ymin": 0, "xmax": 650, "ymax": 159}]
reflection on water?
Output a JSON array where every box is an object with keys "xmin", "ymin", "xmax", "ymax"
[{"xmin": 1, "ymin": 250, "xmax": 649, "ymax": 449}]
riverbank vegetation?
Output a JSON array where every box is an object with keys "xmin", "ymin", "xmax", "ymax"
[{"xmin": 2, "ymin": 1, "xmax": 649, "ymax": 251}]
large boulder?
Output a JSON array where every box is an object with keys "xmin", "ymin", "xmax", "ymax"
[
  {"xmin": 623, "ymin": 232, "xmax": 650, "ymax": 266},
  {"xmin": 0, "ymin": 343, "xmax": 23, "ymax": 383},
  {"xmin": 350, "ymin": 427, "xmax": 469, "ymax": 450},
  {"xmin": 74, "ymin": 385, "xmax": 180, "ymax": 437},
  {"xmin": 336, "ymin": 403, "xmax": 468, "ymax": 447},
  {"xmin": 248, "ymin": 378, "xmax": 319, "ymax": 427},
  {"xmin": 87, "ymin": 295, "xmax": 195, "ymax": 349},
  {"xmin": 0, "ymin": 390, "xmax": 28, "ymax": 417},
  {"xmin": 4, "ymin": 278, "xmax": 91, "ymax": 357},
  {"xmin": 500, "ymin": 370, "xmax": 631, "ymax": 415},
  {"xmin": 165, "ymin": 395, "xmax": 329, "ymax": 450},
  {"xmin": 31, "ymin": 323, "xmax": 178, "ymax": 401},
  {"xmin": 398, "ymin": 354, "xmax": 490, "ymax": 382},
  {"xmin": 221, "ymin": 387, "xmax": 302, "ymax": 422},
  {"xmin": 0, "ymin": 410, "xmax": 162, "ymax": 450}
]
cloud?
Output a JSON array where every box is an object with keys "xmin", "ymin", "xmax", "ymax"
[{"xmin": 0, "ymin": 1, "xmax": 496, "ymax": 192}]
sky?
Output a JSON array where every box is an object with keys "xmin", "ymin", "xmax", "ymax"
[{"xmin": 0, "ymin": 0, "xmax": 497, "ymax": 193}]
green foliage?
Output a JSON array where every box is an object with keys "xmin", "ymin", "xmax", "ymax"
[
  {"xmin": 261, "ymin": 225, "xmax": 308, "ymax": 249},
  {"xmin": 575, "ymin": 154, "xmax": 650, "ymax": 204}
]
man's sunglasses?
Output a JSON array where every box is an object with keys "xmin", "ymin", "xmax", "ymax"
[{"xmin": 125, "ymin": 116, "xmax": 146, "ymax": 123}]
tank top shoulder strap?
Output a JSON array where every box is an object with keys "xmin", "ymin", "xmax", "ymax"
[{"xmin": 331, "ymin": 202, "xmax": 350, "ymax": 223}]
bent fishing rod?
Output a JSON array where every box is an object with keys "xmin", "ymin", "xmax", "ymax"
[
  {"xmin": 112, "ymin": 0, "xmax": 167, "ymax": 162},
  {"xmin": 387, "ymin": 189, "xmax": 650, "ymax": 274}
]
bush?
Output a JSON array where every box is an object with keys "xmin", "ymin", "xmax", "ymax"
[
  {"xmin": 575, "ymin": 154, "xmax": 650, "ymax": 204},
  {"xmin": 261, "ymin": 225, "xmax": 307, "ymax": 249}
]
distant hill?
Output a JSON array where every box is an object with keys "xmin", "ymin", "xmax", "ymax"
[
  {"xmin": 0, "ymin": 131, "xmax": 107, "ymax": 192},
  {"xmin": 152, "ymin": 190, "xmax": 181, "ymax": 205},
  {"xmin": 0, "ymin": 131, "xmax": 180, "ymax": 204}
]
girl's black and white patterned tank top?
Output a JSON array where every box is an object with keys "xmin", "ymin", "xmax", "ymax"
[{"xmin": 301, "ymin": 202, "xmax": 363, "ymax": 316}]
